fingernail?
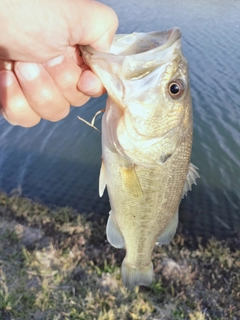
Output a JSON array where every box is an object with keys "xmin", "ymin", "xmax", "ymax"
[
  {"xmin": 0, "ymin": 70, "xmax": 14, "ymax": 87},
  {"xmin": 46, "ymin": 55, "xmax": 64, "ymax": 67},
  {"xmin": 16, "ymin": 62, "xmax": 40, "ymax": 80}
]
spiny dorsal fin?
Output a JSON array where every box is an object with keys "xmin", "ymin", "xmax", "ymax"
[
  {"xmin": 182, "ymin": 163, "xmax": 200, "ymax": 198},
  {"xmin": 120, "ymin": 165, "xmax": 143, "ymax": 198},
  {"xmin": 99, "ymin": 159, "xmax": 107, "ymax": 197}
]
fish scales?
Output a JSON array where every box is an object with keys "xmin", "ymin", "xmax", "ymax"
[{"xmin": 80, "ymin": 27, "xmax": 199, "ymax": 289}]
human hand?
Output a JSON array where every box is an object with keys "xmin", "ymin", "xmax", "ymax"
[{"xmin": 0, "ymin": 0, "xmax": 118, "ymax": 127}]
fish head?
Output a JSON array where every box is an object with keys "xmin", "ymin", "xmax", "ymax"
[{"xmin": 81, "ymin": 27, "xmax": 192, "ymax": 144}]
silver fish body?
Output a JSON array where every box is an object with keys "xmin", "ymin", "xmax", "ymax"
[{"xmin": 81, "ymin": 28, "xmax": 199, "ymax": 289}]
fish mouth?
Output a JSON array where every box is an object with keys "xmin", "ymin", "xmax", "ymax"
[
  {"xmin": 110, "ymin": 27, "xmax": 181, "ymax": 56},
  {"xmin": 112, "ymin": 27, "xmax": 182, "ymax": 80},
  {"xmin": 82, "ymin": 27, "xmax": 181, "ymax": 56},
  {"xmin": 81, "ymin": 27, "xmax": 181, "ymax": 70},
  {"xmin": 80, "ymin": 27, "xmax": 182, "ymax": 100}
]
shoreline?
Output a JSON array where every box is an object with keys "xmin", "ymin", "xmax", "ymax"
[{"xmin": 0, "ymin": 192, "xmax": 239, "ymax": 319}]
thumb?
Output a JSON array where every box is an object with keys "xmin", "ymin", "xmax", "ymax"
[{"xmin": 67, "ymin": 0, "xmax": 118, "ymax": 52}]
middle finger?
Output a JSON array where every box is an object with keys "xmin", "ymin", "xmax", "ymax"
[
  {"xmin": 15, "ymin": 62, "xmax": 70, "ymax": 122},
  {"xmin": 44, "ymin": 53, "xmax": 90, "ymax": 107}
]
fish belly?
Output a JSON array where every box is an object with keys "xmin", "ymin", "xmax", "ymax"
[{"xmin": 102, "ymin": 142, "xmax": 189, "ymax": 288}]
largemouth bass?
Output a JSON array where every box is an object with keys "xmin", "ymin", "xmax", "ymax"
[{"xmin": 80, "ymin": 27, "xmax": 199, "ymax": 289}]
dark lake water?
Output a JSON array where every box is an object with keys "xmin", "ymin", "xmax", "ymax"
[{"xmin": 0, "ymin": 0, "xmax": 239, "ymax": 238}]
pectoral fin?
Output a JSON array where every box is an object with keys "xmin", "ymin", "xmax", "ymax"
[
  {"xmin": 99, "ymin": 159, "xmax": 107, "ymax": 197},
  {"xmin": 156, "ymin": 211, "xmax": 179, "ymax": 246},
  {"xmin": 120, "ymin": 165, "xmax": 143, "ymax": 198},
  {"xmin": 182, "ymin": 163, "xmax": 200, "ymax": 198},
  {"xmin": 106, "ymin": 211, "xmax": 125, "ymax": 249}
]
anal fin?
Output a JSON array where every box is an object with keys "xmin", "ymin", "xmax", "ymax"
[
  {"xmin": 156, "ymin": 211, "xmax": 178, "ymax": 246},
  {"xmin": 99, "ymin": 159, "xmax": 107, "ymax": 197},
  {"xmin": 182, "ymin": 163, "xmax": 200, "ymax": 198},
  {"xmin": 120, "ymin": 165, "xmax": 143, "ymax": 198},
  {"xmin": 121, "ymin": 259, "xmax": 153, "ymax": 290},
  {"xmin": 106, "ymin": 211, "xmax": 125, "ymax": 249}
]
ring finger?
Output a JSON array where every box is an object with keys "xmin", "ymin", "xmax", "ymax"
[{"xmin": 0, "ymin": 69, "xmax": 41, "ymax": 127}]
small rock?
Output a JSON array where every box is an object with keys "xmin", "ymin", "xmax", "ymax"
[
  {"xmin": 0, "ymin": 220, "xmax": 44, "ymax": 246},
  {"xmin": 160, "ymin": 258, "xmax": 183, "ymax": 280}
]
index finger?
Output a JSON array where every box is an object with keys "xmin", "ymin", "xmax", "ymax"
[{"xmin": 68, "ymin": 0, "xmax": 118, "ymax": 52}]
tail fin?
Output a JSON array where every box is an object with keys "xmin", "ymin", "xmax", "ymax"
[{"xmin": 121, "ymin": 259, "xmax": 153, "ymax": 290}]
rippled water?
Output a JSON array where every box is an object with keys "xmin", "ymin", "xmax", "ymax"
[{"xmin": 0, "ymin": 0, "xmax": 239, "ymax": 238}]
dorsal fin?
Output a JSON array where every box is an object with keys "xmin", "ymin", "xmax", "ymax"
[{"xmin": 182, "ymin": 163, "xmax": 200, "ymax": 198}]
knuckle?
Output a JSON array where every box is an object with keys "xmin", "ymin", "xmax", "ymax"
[
  {"xmin": 3, "ymin": 99, "xmax": 41, "ymax": 127},
  {"xmin": 48, "ymin": 104, "xmax": 70, "ymax": 122},
  {"xmin": 20, "ymin": 117, "xmax": 41, "ymax": 128},
  {"xmin": 34, "ymin": 88, "xmax": 55, "ymax": 106},
  {"xmin": 70, "ymin": 94, "xmax": 90, "ymax": 107},
  {"xmin": 60, "ymin": 72, "xmax": 76, "ymax": 89}
]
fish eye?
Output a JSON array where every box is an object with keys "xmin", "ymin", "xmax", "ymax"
[{"xmin": 168, "ymin": 80, "xmax": 185, "ymax": 99}]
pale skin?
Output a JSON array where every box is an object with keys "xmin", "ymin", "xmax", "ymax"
[{"xmin": 0, "ymin": 0, "xmax": 118, "ymax": 127}]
